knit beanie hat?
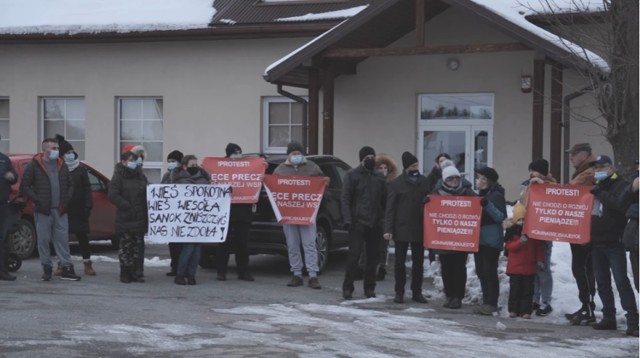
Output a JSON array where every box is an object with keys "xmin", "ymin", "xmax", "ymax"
[
  {"xmin": 225, "ymin": 143, "xmax": 242, "ymax": 157},
  {"xmin": 401, "ymin": 151, "xmax": 418, "ymax": 169},
  {"xmin": 286, "ymin": 141, "xmax": 304, "ymax": 155},
  {"xmin": 359, "ymin": 146, "xmax": 375, "ymax": 161},
  {"xmin": 56, "ymin": 134, "xmax": 74, "ymax": 155},
  {"xmin": 167, "ymin": 150, "xmax": 184, "ymax": 162},
  {"xmin": 512, "ymin": 202, "xmax": 527, "ymax": 224},
  {"xmin": 475, "ymin": 166, "xmax": 499, "ymax": 183},
  {"xmin": 528, "ymin": 159, "xmax": 549, "ymax": 176},
  {"xmin": 442, "ymin": 166, "xmax": 461, "ymax": 181}
]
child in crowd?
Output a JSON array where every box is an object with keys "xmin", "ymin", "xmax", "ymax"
[{"xmin": 505, "ymin": 203, "xmax": 544, "ymax": 319}]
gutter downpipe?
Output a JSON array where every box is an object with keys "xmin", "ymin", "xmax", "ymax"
[
  {"xmin": 278, "ymin": 84, "xmax": 308, "ymax": 152},
  {"xmin": 562, "ymin": 85, "xmax": 593, "ymax": 182}
]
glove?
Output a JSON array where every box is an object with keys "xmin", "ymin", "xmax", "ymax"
[
  {"xmin": 590, "ymin": 186, "xmax": 601, "ymax": 195},
  {"xmin": 537, "ymin": 261, "xmax": 545, "ymax": 272},
  {"xmin": 519, "ymin": 234, "xmax": 528, "ymax": 245},
  {"xmin": 480, "ymin": 197, "xmax": 488, "ymax": 207},
  {"xmin": 423, "ymin": 196, "xmax": 431, "ymax": 204}
]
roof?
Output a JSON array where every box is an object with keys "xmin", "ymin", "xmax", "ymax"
[{"xmin": 264, "ymin": 0, "xmax": 609, "ymax": 87}]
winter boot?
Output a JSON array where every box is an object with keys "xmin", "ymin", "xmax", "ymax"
[
  {"xmin": 128, "ymin": 267, "xmax": 144, "ymax": 283},
  {"xmin": 120, "ymin": 266, "xmax": 131, "ymax": 283},
  {"xmin": 592, "ymin": 317, "xmax": 617, "ymax": 330},
  {"xmin": 187, "ymin": 275, "xmax": 196, "ymax": 285},
  {"xmin": 570, "ymin": 306, "xmax": 596, "ymax": 326},
  {"xmin": 174, "ymin": 275, "xmax": 186, "ymax": 285},
  {"xmin": 60, "ymin": 265, "xmax": 81, "ymax": 281},
  {"xmin": 84, "ymin": 260, "xmax": 96, "ymax": 276},
  {"xmin": 41, "ymin": 265, "xmax": 53, "ymax": 281}
]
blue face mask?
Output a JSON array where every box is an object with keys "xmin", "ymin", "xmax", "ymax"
[
  {"xmin": 290, "ymin": 155, "xmax": 303, "ymax": 165},
  {"xmin": 167, "ymin": 162, "xmax": 178, "ymax": 171},
  {"xmin": 230, "ymin": 154, "xmax": 242, "ymax": 159},
  {"xmin": 594, "ymin": 171, "xmax": 609, "ymax": 181},
  {"xmin": 136, "ymin": 157, "xmax": 144, "ymax": 166},
  {"xmin": 49, "ymin": 150, "xmax": 59, "ymax": 160},
  {"xmin": 64, "ymin": 153, "xmax": 76, "ymax": 162},
  {"xmin": 127, "ymin": 161, "xmax": 138, "ymax": 170}
]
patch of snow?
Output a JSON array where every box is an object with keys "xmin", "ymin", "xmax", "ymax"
[{"xmin": 275, "ymin": 5, "xmax": 368, "ymax": 22}]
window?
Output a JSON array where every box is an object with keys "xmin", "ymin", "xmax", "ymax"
[
  {"xmin": 41, "ymin": 97, "xmax": 86, "ymax": 158},
  {"xmin": 262, "ymin": 96, "xmax": 305, "ymax": 153},
  {"xmin": 0, "ymin": 99, "xmax": 8, "ymax": 153},
  {"xmin": 420, "ymin": 93, "xmax": 493, "ymax": 121},
  {"xmin": 117, "ymin": 97, "xmax": 163, "ymax": 183}
]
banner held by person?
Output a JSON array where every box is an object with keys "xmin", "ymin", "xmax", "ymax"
[
  {"xmin": 523, "ymin": 184, "xmax": 593, "ymax": 244},
  {"xmin": 202, "ymin": 156, "xmax": 266, "ymax": 204},
  {"xmin": 263, "ymin": 175, "xmax": 326, "ymax": 225},
  {"xmin": 147, "ymin": 184, "xmax": 232, "ymax": 243},
  {"xmin": 423, "ymin": 195, "xmax": 483, "ymax": 253}
]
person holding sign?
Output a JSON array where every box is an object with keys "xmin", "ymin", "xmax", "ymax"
[
  {"xmin": 273, "ymin": 141, "xmax": 327, "ymax": 289},
  {"xmin": 383, "ymin": 151, "xmax": 429, "ymax": 304},
  {"xmin": 473, "ymin": 167, "xmax": 506, "ymax": 316},
  {"xmin": 428, "ymin": 165, "xmax": 476, "ymax": 309},
  {"xmin": 215, "ymin": 143, "xmax": 254, "ymax": 282},
  {"xmin": 588, "ymin": 155, "xmax": 638, "ymax": 335},
  {"xmin": 341, "ymin": 146, "xmax": 386, "ymax": 300},
  {"xmin": 170, "ymin": 155, "xmax": 211, "ymax": 285},
  {"xmin": 108, "ymin": 151, "xmax": 148, "ymax": 283},
  {"xmin": 162, "ymin": 149, "xmax": 184, "ymax": 277}
]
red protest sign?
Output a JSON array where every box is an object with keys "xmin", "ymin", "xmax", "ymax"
[
  {"xmin": 202, "ymin": 157, "xmax": 266, "ymax": 204},
  {"xmin": 263, "ymin": 174, "xmax": 326, "ymax": 225},
  {"xmin": 423, "ymin": 195, "xmax": 482, "ymax": 253},
  {"xmin": 523, "ymin": 184, "xmax": 593, "ymax": 244}
]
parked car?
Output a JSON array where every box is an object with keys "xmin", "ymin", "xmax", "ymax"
[
  {"xmin": 6, "ymin": 154, "xmax": 117, "ymax": 259},
  {"xmin": 199, "ymin": 154, "xmax": 351, "ymax": 273}
]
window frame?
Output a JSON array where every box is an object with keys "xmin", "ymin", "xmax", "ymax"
[
  {"xmin": 0, "ymin": 97, "xmax": 9, "ymax": 153},
  {"xmin": 261, "ymin": 96, "xmax": 307, "ymax": 154},
  {"xmin": 40, "ymin": 96, "xmax": 86, "ymax": 158}
]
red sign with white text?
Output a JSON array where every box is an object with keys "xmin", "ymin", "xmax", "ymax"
[
  {"xmin": 263, "ymin": 175, "xmax": 326, "ymax": 225},
  {"xmin": 423, "ymin": 195, "xmax": 482, "ymax": 253},
  {"xmin": 202, "ymin": 157, "xmax": 266, "ymax": 204},
  {"xmin": 523, "ymin": 184, "xmax": 593, "ymax": 244}
]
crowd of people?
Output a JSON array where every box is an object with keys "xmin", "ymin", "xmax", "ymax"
[{"xmin": 0, "ymin": 137, "xmax": 637, "ymax": 337}]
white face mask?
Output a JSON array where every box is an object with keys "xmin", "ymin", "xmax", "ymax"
[{"xmin": 136, "ymin": 157, "xmax": 144, "ymax": 166}]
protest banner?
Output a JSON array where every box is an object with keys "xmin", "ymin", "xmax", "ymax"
[
  {"xmin": 262, "ymin": 175, "xmax": 326, "ymax": 225},
  {"xmin": 423, "ymin": 195, "xmax": 482, "ymax": 253},
  {"xmin": 523, "ymin": 184, "xmax": 593, "ymax": 244},
  {"xmin": 202, "ymin": 156, "xmax": 266, "ymax": 204},
  {"xmin": 146, "ymin": 184, "xmax": 232, "ymax": 243}
]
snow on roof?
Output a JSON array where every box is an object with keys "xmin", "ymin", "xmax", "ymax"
[
  {"xmin": 0, "ymin": 0, "xmax": 217, "ymax": 35},
  {"xmin": 517, "ymin": 0, "xmax": 605, "ymax": 14},
  {"xmin": 275, "ymin": 5, "xmax": 368, "ymax": 22}
]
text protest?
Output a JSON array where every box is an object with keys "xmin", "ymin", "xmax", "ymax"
[
  {"xmin": 524, "ymin": 184, "xmax": 593, "ymax": 244},
  {"xmin": 202, "ymin": 157, "xmax": 266, "ymax": 204},
  {"xmin": 423, "ymin": 196, "xmax": 482, "ymax": 253},
  {"xmin": 146, "ymin": 184, "xmax": 232, "ymax": 243},
  {"xmin": 262, "ymin": 175, "xmax": 326, "ymax": 225}
]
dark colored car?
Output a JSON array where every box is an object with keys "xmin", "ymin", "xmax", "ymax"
[
  {"xmin": 200, "ymin": 154, "xmax": 351, "ymax": 272},
  {"xmin": 6, "ymin": 154, "xmax": 117, "ymax": 259}
]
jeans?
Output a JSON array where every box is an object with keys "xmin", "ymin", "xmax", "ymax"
[
  {"xmin": 216, "ymin": 221, "xmax": 250, "ymax": 275},
  {"xmin": 534, "ymin": 241, "xmax": 553, "ymax": 305},
  {"xmin": 177, "ymin": 243, "xmax": 201, "ymax": 277},
  {"xmin": 343, "ymin": 223, "xmax": 381, "ymax": 293},
  {"xmin": 283, "ymin": 223, "xmax": 318, "ymax": 277},
  {"xmin": 591, "ymin": 243, "xmax": 638, "ymax": 323},
  {"xmin": 35, "ymin": 209, "xmax": 73, "ymax": 268},
  {"xmin": 474, "ymin": 246, "xmax": 500, "ymax": 307},
  {"xmin": 440, "ymin": 252, "xmax": 468, "ymax": 300},
  {"xmin": 394, "ymin": 241, "xmax": 424, "ymax": 295}
]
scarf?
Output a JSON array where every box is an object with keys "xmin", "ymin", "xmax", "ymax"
[{"xmin": 66, "ymin": 159, "xmax": 80, "ymax": 172}]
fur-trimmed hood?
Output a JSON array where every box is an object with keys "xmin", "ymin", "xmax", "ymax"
[{"xmin": 375, "ymin": 153, "xmax": 399, "ymax": 182}]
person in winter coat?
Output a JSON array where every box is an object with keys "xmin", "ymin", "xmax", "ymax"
[
  {"xmin": 564, "ymin": 142, "xmax": 597, "ymax": 325},
  {"xmin": 588, "ymin": 155, "xmax": 638, "ymax": 336},
  {"xmin": 621, "ymin": 163, "xmax": 638, "ymax": 292},
  {"xmin": 162, "ymin": 149, "xmax": 184, "ymax": 277},
  {"xmin": 425, "ymin": 153, "xmax": 451, "ymax": 193},
  {"xmin": 170, "ymin": 155, "xmax": 210, "ymax": 285},
  {"xmin": 521, "ymin": 159, "xmax": 556, "ymax": 316},
  {"xmin": 274, "ymin": 141, "xmax": 327, "ymax": 289},
  {"xmin": 383, "ymin": 151, "xmax": 429, "ymax": 304},
  {"xmin": 57, "ymin": 135, "xmax": 95, "ymax": 276},
  {"xmin": 504, "ymin": 203, "xmax": 544, "ymax": 319},
  {"xmin": 428, "ymin": 165, "xmax": 476, "ymax": 309},
  {"xmin": 121, "ymin": 143, "xmax": 147, "ymax": 277},
  {"xmin": 108, "ymin": 151, "xmax": 148, "ymax": 284},
  {"xmin": 215, "ymin": 143, "xmax": 254, "ymax": 282},
  {"xmin": 20, "ymin": 138, "xmax": 80, "ymax": 281},
  {"xmin": 473, "ymin": 166, "xmax": 507, "ymax": 315},
  {"xmin": 341, "ymin": 146, "xmax": 386, "ymax": 299},
  {"xmin": 0, "ymin": 139, "xmax": 18, "ymax": 281}
]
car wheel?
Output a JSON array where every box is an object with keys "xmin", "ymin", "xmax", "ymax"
[
  {"xmin": 199, "ymin": 244, "xmax": 217, "ymax": 269},
  {"xmin": 316, "ymin": 225, "xmax": 330, "ymax": 273},
  {"xmin": 9, "ymin": 219, "xmax": 37, "ymax": 259}
]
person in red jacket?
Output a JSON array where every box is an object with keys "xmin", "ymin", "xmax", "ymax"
[{"xmin": 505, "ymin": 203, "xmax": 544, "ymax": 319}]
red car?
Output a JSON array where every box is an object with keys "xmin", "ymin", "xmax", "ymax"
[{"xmin": 7, "ymin": 154, "xmax": 117, "ymax": 259}]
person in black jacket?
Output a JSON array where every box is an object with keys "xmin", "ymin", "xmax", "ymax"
[
  {"xmin": 57, "ymin": 135, "xmax": 95, "ymax": 276},
  {"xmin": 341, "ymin": 146, "xmax": 386, "ymax": 299},
  {"xmin": 425, "ymin": 153, "xmax": 451, "ymax": 193},
  {"xmin": 215, "ymin": 143, "xmax": 254, "ymax": 282},
  {"xmin": 162, "ymin": 149, "xmax": 184, "ymax": 277},
  {"xmin": 108, "ymin": 151, "xmax": 148, "ymax": 283},
  {"xmin": 384, "ymin": 152, "xmax": 429, "ymax": 304},
  {"xmin": 0, "ymin": 140, "xmax": 18, "ymax": 281},
  {"xmin": 588, "ymin": 155, "xmax": 638, "ymax": 336},
  {"xmin": 621, "ymin": 164, "xmax": 638, "ymax": 293},
  {"xmin": 20, "ymin": 138, "xmax": 80, "ymax": 281}
]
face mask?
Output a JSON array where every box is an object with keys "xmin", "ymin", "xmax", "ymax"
[
  {"xmin": 230, "ymin": 154, "xmax": 242, "ymax": 159},
  {"xmin": 408, "ymin": 170, "xmax": 420, "ymax": 177},
  {"xmin": 64, "ymin": 153, "xmax": 76, "ymax": 162},
  {"xmin": 49, "ymin": 150, "xmax": 59, "ymax": 160},
  {"xmin": 126, "ymin": 161, "xmax": 138, "ymax": 170},
  {"xmin": 136, "ymin": 157, "xmax": 144, "ymax": 166},
  {"xmin": 290, "ymin": 155, "xmax": 303, "ymax": 165},
  {"xmin": 376, "ymin": 169, "xmax": 388, "ymax": 177},
  {"xmin": 187, "ymin": 167, "xmax": 199, "ymax": 176},
  {"xmin": 594, "ymin": 171, "xmax": 609, "ymax": 181},
  {"xmin": 363, "ymin": 158, "xmax": 375, "ymax": 170},
  {"xmin": 167, "ymin": 162, "xmax": 178, "ymax": 171}
]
